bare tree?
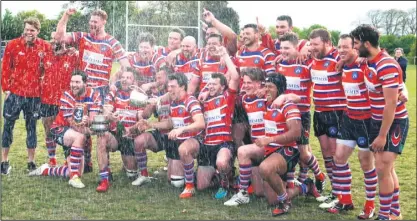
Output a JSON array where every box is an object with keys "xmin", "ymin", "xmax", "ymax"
[
  {"xmin": 407, "ymin": 8, "xmax": 416, "ymax": 34},
  {"xmin": 367, "ymin": 9, "xmax": 384, "ymax": 29}
]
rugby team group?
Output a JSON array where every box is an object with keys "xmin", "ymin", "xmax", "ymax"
[{"xmin": 1, "ymin": 7, "xmax": 409, "ymax": 220}]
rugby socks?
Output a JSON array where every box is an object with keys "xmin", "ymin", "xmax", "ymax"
[
  {"xmin": 332, "ymin": 163, "xmax": 352, "ymax": 204},
  {"xmin": 277, "ymin": 192, "xmax": 288, "ymax": 203},
  {"xmin": 69, "ymin": 146, "xmax": 84, "ymax": 178},
  {"xmin": 378, "ymin": 192, "xmax": 393, "ymax": 220},
  {"xmin": 364, "ymin": 168, "xmax": 377, "ymax": 209},
  {"xmin": 238, "ymin": 164, "xmax": 252, "ymax": 191},
  {"xmin": 184, "ymin": 161, "xmax": 195, "ymax": 186},
  {"xmin": 99, "ymin": 167, "xmax": 110, "ymax": 181},
  {"xmin": 43, "ymin": 166, "xmax": 69, "ymax": 177},
  {"xmin": 324, "ymin": 157, "xmax": 334, "ymax": 182},
  {"xmin": 45, "ymin": 137, "xmax": 56, "ymax": 160},
  {"xmin": 135, "ymin": 151, "xmax": 148, "ymax": 177},
  {"xmin": 390, "ymin": 187, "xmax": 401, "ymax": 216},
  {"xmin": 297, "ymin": 166, "xmax": 309, "ymax": 183},
  {"xmin": 307, "ymin": 155, "xmax": 324, "ymax": 180}
]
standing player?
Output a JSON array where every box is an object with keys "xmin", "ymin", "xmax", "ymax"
[
  {"xmin": 1, "ymin": 17, "xmax": 51, "ymax": 174},
  {"xmin": 54, "ymin": 8, "xmax": 130, "ymax": 101},
  {"xmin": 40, "ymin": 39, "xmax": 79, "ymax": 167},
  {"xmin": 276, "ymin": 32, "xmax": 326, "ymax": 190},
  {"xmin": 178, "ymin": 46, "xmax": 239, "ymax": 199},
  {"xmin": 309, "ymin": 28, "xmax": 346, "ymax": 206},
  {"xmin": 257, "ymin": 15, "xmax": 309, "ymax": 57},
  {"xmin": 351, "ymin": 24, "xmax": 409, "ymax": 221},
  {"xmin": 201, "ymin": 8, "xmax": 238, "ymax": 56},
  {"xmin": 189, "ymin": 34, "xmax": 229, "ymax": 95},
  {"xmin": 322, "ymin": 34, "xmax": 376, "ymax": 218},
  {"xmin": 29, "ymin": 71, "xmax": 101, "ymax": 189},
  {"xmin": 172, "ymin": 36, "xmax": 201, "ymax": 94}
]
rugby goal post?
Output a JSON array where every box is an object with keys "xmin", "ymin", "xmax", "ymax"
[{"xmin": 125, "ymin": 1, "xmax": 203, "ymax": 52}]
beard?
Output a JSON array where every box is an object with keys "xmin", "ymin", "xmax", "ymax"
[{"xmin": 358, "ymin": 45, "xmax": 370, "ymax": 58}]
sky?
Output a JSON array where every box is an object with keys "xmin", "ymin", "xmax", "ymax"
[{"xmin": 1, "ymin": 1, "xmax": 415, "ymax": 34}]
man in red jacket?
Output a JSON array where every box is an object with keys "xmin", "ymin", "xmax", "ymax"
[{"xmin": 1, "ymin": 17, "xmax": 51, "ymax": 174}]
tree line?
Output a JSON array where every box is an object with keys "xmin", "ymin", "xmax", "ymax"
[{"xmin": 1, "ymin": 2, "xmax": 415, "ymax": 60}]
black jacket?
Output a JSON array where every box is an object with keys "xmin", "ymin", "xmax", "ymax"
[{"xmin": 396, "ymin": 56, "xmax": 408, "ymax": 82}]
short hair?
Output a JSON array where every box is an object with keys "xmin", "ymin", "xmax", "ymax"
[
  {"xmin": 170, "ymin": 28, "xmax": 186, "ymax": 40},
  {"xmin": 276, "ymin": 15, "xmax": 293, "ymax": 28},
  {"xmin": 138, "ymin": 32, "xmax": 156, "ymax": 46},
  {"xmin": 72, "ymin": 70, "xmax": 88, "ymax": 83},
  {"xmin": 279, "ymin": 32, "xmax": 299, "ymax": 46},
  {"xmin": 394, "ymin": 47, "xmax": 404, "ymax": 53},
  {"xmin": 91, "ymin": 9, "xmax": 108, "ymax": 21},
  {"xmin": 207, "ymin": 33, "xmax": 223, "ymax": 43},
  {"xmin": 349, "ymin": 24, "xmax": 380, "ymax": 48},
  {"xmin": 211, "ymin": 73, "xmax": 228, "ymax": 88},
  {"xmin": 23, "ymin": 17, "xmax": 41, "ymax": 31},
  {"xmin": 339, "ymin": 34, "xmax": 354, "ymax": 48},
  {"xmin": 168, "ymin": 73, "xmax": 188, "ymax": 91},
  {"xmin": 309, "ymin": 28, "xmax": 332, "ymax": 44},
  {"xmin": 242, "ymin": 68, "xmax": 265, "ymax": 82},
  {"xmin": 243, "ymin": 23, "xmax": 258, "ymax": 33}
]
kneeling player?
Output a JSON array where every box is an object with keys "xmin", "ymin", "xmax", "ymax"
[
  {"xmin": 256, "ymin": 73, "xmax": 318, "ymax": 216},
  {"xmin": 134, "ymin": 73, "xmax": 205, "ymax": 191},
  {"xmin": 179, "ymin": 46, "xmax": 240, "ymax": 199},
  {"xmin": 29, "ymin": 71, "xmax": 101, "ymax": 189},
  {"xmin": 95, "ymin": 68, "xmax": 143, "ymax": 192}
]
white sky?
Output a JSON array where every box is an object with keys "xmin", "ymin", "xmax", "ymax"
[{"xmin": 2, "ymin": 1, "xmax": 415, "ymax": 34}]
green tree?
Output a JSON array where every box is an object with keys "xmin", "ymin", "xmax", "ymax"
[{"xmin": 1, "ymin": 9, "xmax": 20, "ymax": 40}]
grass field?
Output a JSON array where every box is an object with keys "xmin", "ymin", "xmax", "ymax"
[{"xmin": 0, "ymin": 65, "xmax": 416, "ymax": 220}]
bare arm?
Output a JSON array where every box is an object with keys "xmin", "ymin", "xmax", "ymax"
[
  {"xmin": 269, "ymin": 119, "xmax": 301, "ymax": 144},
  {"xmin": 182, "ymin": 113, "xmax": 205, "ymax": 133},
  {"xmin": 55, "ymin": 8, "xmax": 76, "ymax": 43}
]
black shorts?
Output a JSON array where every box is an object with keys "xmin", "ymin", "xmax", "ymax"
[
  {"xmin": 3, "ymin": 93, "xmax": 41, "ymax": 120},
  {"xmin": 110, "ymin": 131, "xmax": 135, "ymax": 156},
  {"xmin": 149, "ymin": 129, "xmax": 182, "ymax": 160},
  {"xmin": 337, "ymin": 113, "xmax": 370, "ymax": 149},
  {"xmin": 313, "ymin": 110, "xmax": 343, "ymax": 138},
  {"xmin": 297, "ymin": 112, "xmax": 311, "ymax": 145},
  {"xmin": 40, "ymin": 103, "xmax": 59, "ymax": 118},
  {"xmin": 369, "ymin": 118, "xmax": 409, "ymax": 154},
  {"xmin": 272, "ymin": 147, "xmax": 300, "ymax": 182},
  {"xmin": 50, "ymin": 126, "xmax": 71, "ymax": 158},
  {"xmin": 197, "ymin": 141, "xmax": 236, "ymax": 168}
]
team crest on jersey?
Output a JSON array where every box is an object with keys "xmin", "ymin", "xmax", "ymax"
[
  {"xmin": 323, "ymin": 61, "xmax": 330, "ymax": 67},
  {"xmin": 178, "ymin": 108, "xmax": 183, "ymax": 114},
  {"xmin": 100, "ymin": 45, "xmax": 107, "ymax": 52},
  {"xmin": 368, "ymin": 72, "xmax": 373, "ymax": 79},
  {"xmin": 215, "ymin": 98, "xmax": 221, "ymax": 106},
  {"xmin": 352, "ymin": 71, "xmax": 358, "ymax": 80},
  {"xmin": 63, "ymin": 62, "xmax": 69, "ymax": 69},
  {"xmin": 294, "ymin": 67, "xmax": 303, "ymax": 74},
  {"xmin": 257, "ymin": 101, "xmax": 264, "ymax": 108},
  {"xmin": 38, "ymin": 51, "xmax": 44, "ymax": 58},
  {"xmin": 191, "ymin": 62, "xmax": 197, "ymax": 68},
  {"xmin": 254, "ymin": 58, "xmax": 260, "ymax": 64},
  {"xmin": 219, "ymin": 65, "xmax": 226, "ymax": 71},
  {"xmin": 272, "ymin": 110, "xmax": 278, "ymax": 117}
]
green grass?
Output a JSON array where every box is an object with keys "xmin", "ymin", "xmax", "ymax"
[{"xmin": 1, "ymin": 65, "xmax": 416, "ymax": 220}]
